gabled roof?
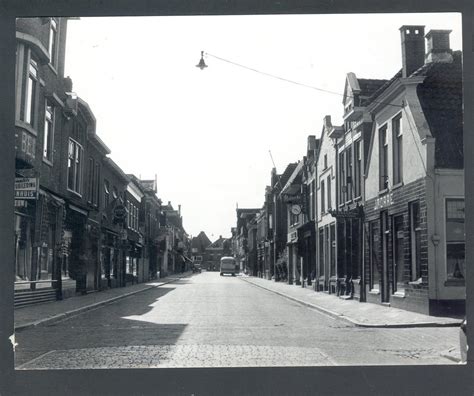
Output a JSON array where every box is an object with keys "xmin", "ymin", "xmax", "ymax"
[
  {"xmin": 415, "ymin": 51, "xmax": 463, "ymax": 169},
  {"xmin": 191, "ymin": 231, "xmax": 212, "ymax": 251},
  {"xmin": 207, "ymin": 236, "xmax": 228, "ymax": 249},
  {"xmin": 366, "ymin": 52, "xmax": 463, "ymax": 169},
  {"xmin": 343, "ymin": 73, "xmax": 388, "ymax": 106}
]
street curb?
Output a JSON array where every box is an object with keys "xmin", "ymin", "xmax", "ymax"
[
  {"xmin": 15, "ymin": 274, "xmax": 191, "ymax": 332},
  {"xmin": 240, "ymin": 277, "xmax": 462, "ymax": 329}
]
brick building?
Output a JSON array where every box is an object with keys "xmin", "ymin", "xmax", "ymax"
[{"xmin": 363, "ymin": 26, "xmax": 464, "ymax": 316}]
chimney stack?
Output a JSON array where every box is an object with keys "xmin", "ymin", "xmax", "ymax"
[
  {"xmin": 425, "ymin": 29, "xmax": 453, "ymax": 63},
  {"xmin": 400, "ymin": 25, "xmax": 425, "ymax": 78},
  {"xmin": 323, "ymin": 115, "xmax": 332, "ymax": 129},
  {"xmin": 178, "ymin": 204, "xmax": 181, "ymax": 216}
]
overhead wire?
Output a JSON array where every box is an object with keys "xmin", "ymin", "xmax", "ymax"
[{"xmin": 204, "ymin": 52, "xmax": 404, "ymax": 109}]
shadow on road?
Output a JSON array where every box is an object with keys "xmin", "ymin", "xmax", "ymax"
[{"xmin": 14, "ymin": 285, "xmax": 189, "ymax": 367}]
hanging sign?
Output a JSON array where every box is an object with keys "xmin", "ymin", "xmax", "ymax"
[{"xmin": 14, "ymin": 178, "xmax": 38, "ymax": 200}]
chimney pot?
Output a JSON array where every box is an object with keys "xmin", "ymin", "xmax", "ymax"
[{"xmin": 400, "ymin": 25, "xmax": 425, "ymax": 78}]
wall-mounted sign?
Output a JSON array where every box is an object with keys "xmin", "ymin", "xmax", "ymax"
[
  {"xmin": 329, "ymin": 207, "xmax": 363, "ymax": 219},
  {"xmin": 113, "ymin": 204, "xmax": 127, "ymax": 222},
  {"xmin": 15, "ymin": 178, "xmax": 38, "ymax": 200},
  {"xmin": 374, "ymin": 193, "xmax": 393, "ymax": 210}
]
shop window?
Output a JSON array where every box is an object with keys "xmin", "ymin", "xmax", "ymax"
[
  {"xmin": 330, "ymin": 224, "xmax": 336, "ymax": 277},
  {"xmin": 446, "ymin": 198, "xmax": 465, "ymax": 281},
  {"xmin": 409, "ymin": 201, "xmax": 422, "ymax": 281},
  {"xmin": 393, "ymin": 215, "xmax": 405, "ymax": 293},
  {"xmin": 370, "ymin": 220, "xmax": 380, "ymax": 290},
  {"xmin": 319, "ymin": 228, "xmax": 324, "ymax": 277}
]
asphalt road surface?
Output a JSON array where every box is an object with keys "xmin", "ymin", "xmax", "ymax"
[{"xmin": 15, "ymin": 271, "xmax": 459, "ymax": 369}]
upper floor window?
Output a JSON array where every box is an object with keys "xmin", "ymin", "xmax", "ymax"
[
  {"xmin": 43, "ymin": 100, "xmax": 54, "ymax": 162},
  {"xmin": 327, "ymin": 176, "xmax": 332, "ymax": 210},
  {"xmin": 354, "ymin": 140, "xmax": 362, "ymax": 198},
  {"xmin": 321, "ymin": 179, "xmax": 325, "ymax": 213},
  {"xmin": 339, "ymin": 152, "xmax": 345, "ymax": 203},
  {"xmin": 379, "ymin": 125, "xmax": 389, "ymax": 191},
  {"xmin": 112, "ymin": 186, "xmax": 119, "ymax": 200},
  {"xmin": 346, "ymin": 148, "xmax": 353, "ymax": 201},
  {"xmin": 104, "ymin": 180, "xmax": 110, "ymax": 209},
  {"xmin": 67, "ymin": 138, "xmax": 83, "ymax": 194},
  {"xmin": 324, "ymin": 154, "xmax": 328, "ymax": 169},
  {"xmin": 25, "ymin": 58, "xmax": 38, "ymax": 126},
  {"xmin": 48, "ymin": 18, "xmax": 58, "ymax": 68},
  {"xmin": 392, "ymin": 114, "xmax": 403, "ymax": 185}
]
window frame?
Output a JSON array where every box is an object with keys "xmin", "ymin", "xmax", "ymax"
[
  {"xmin": 42, "ymin": 100, "xmax": 54, "ymax": 163},
  {"xmin": 48, "ymin": 18, "xmax": 59, "ymax": 69},
  {"xmin": 392, "ymin": 114, "xmax": 403, "ymax": 185},
  {"xmin": 24, "ymin": 57, "xmax": 38, "ymax": 126},
  {"xmin": 445, "ymin": 198, "xmax": 465, "ymax": 282},
  {"xmin": 379, "ymin": 124, "xmax": 389, "ymax": 191},
  {"xmin": 67, "ymin": 138, "xmax": 83, "ymax": 195}
]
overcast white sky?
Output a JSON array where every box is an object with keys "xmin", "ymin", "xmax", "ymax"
[{"xmin": 64, "ymin": 13, "xmax": 462, "ymax": 241}]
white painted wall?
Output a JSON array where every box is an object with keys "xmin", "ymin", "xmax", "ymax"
[{"xmin": 365, "ymin": 88, "xmax": 429, "ymax": 200}]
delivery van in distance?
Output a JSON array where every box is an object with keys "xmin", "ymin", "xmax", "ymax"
[{"xmin": 220, "ymin": 256, "xmax": 237, "ymax": 276}]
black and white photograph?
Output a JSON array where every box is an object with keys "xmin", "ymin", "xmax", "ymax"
[{"xmin": 3, "ymin": 5, "xmax": 473, "ymax": 395}]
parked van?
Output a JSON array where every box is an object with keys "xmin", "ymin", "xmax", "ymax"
[{"xmin": 220, "ymin": 256, "xmax": 237, "ymax": 276}]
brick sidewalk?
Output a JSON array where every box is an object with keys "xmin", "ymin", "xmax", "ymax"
[
  {"xmin": 14, "ymin": 272, "xmax": 193, "ymax": 331},
  {"xmin": 240, "ymin": 275, "xmax": 463, "ymax": 328}
]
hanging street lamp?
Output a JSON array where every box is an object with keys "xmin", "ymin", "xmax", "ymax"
[{"xmin": 196, "ymin": 51, "xmax": 208, "ymax": 70}]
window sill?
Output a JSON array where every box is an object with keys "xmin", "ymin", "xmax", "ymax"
[
  {"xmin": 368, "ymin": 289, "xmax": 380, "ymax": 295},
  {"xmin": 444, "ymin": 279, "xmax": 465, "ymax": 287},
  {"xmin": 354, "ymin": 196, "xmax": 362, "ymax": 202},
  {"xmin": 67, "ymin": 188, "xmax": 82, "ymax": 198},
  {"xmin": 392, "ymin": 291, "xmax": 406, "ymax": 298},
  {"xmin": 42, "ymin": 157, "xmax": 53, "ymax": 167},
  {"xmin": 392, "ymin": 182, "xmax": 404, "ymax": 190},
  {"xmin": 47, "ymin": 62, "xmax": 58, "ymax": 75},
  {"xmin": 15, "ymin": 120, "xmax": 38, "ymax": 136},
  {"xmin": 378, "ymin": 188, "xmax": 389, "ymax": 196}
]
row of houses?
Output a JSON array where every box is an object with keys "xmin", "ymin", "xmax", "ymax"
[
  {"xmin": 14, "ymin": 17, "xmax": 191, "ymax": 307},
  {"xmin": 232, "ymin": 25, "xmax": 465, "ymax": 317}
]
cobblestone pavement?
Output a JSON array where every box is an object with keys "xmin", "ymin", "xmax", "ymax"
[{"xmin": 15, "ymin": 272, "xmax": 460, "ymax": 369}]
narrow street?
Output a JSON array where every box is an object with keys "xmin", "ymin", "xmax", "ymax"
[{"xmin": 15, "ymin": 272, "xmax": 459, "ymax": 369}]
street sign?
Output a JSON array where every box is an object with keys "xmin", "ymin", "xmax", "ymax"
[{"xmin": 14, "ymin": 177, "xmax": 38, "ymax": 200}]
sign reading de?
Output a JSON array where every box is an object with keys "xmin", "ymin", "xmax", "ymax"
[{"xmin": 14, "ymin": 178, "xmax": 38, "ymax": 200}]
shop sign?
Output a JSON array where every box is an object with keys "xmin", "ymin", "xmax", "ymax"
[
  {"xmin": 14, "ymin": 177, "xmax": 38, "ymax": 200},
  {"xmin": 329, "ymin": 207, "xmax": 363, "ymax": 219},
  {"xmin": 374, "ymin": 193, "xmax": 393, "ymax": 210},
  {"xmin": 113, "ymin": 204, "xmax": 127, "ymax": 222},
  {"xmin": 14, "ymin": 199, "xmax": 28, "ymax": 208}
]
